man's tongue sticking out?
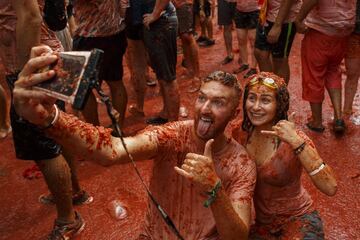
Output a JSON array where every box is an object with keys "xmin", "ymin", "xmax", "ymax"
[{"xmin": 197, "ymin": 117, "xmax": 212, "ymax": 137}]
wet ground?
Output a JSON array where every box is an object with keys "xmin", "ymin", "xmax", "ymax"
[{"xmin": 0, "ymin": 29, "xmax": 360, "ymax": 239}]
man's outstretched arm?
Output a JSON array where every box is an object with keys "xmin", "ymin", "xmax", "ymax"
[{"xmin": 12, "ymin": 45, "xmax": 158, "ymax": 166}]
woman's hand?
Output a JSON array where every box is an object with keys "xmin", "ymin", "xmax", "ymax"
[
  {"xmin": 174, "ymin": 139, "xmax": 220, "ymax": 192},
  {"xmin": 261, "ymin": 112, "xmax": 303, "ymax": 148},
  {"xmin": 13, "ymin": 45, "xmax": 58, "ymax": 127}
]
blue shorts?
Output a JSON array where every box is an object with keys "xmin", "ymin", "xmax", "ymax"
[{"xmin": 250, "ymin": 211, "xmax": 325, "ymax": 240}]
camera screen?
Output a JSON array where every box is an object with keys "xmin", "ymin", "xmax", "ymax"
[{"xmin": 34, "ymin": 51, "xmax": 91, "ymax": 104}]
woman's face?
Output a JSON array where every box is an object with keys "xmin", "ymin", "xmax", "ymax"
[{"xmin": 245, "ymin": 85, "xmax": 277, "ymax": 127}]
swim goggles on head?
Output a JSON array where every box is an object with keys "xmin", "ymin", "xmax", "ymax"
[{"xmin": 249, "ymin": 76, "xmax": 278, "ymax": 89}]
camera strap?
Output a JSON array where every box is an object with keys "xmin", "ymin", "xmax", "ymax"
[{"xmin": 93, "ymin": 82, "xmax": 184, "ymax": 240}]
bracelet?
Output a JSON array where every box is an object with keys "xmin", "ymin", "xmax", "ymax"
[
  {"xmin": 309, "ymin": 163, "xmax": 325, "ymax": 176},
  {"xmin": 294, "ymin": 142, "xmax": 306, "ymax": 155},
  {"xmin": 41, "ymin": 104, "xmax": 60, "ymax": 130},
  {"xmin": 203, "ymin": 180, "xmax": 222, "ymax": 208}
]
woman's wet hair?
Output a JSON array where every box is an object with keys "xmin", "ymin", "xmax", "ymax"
[
  {"xmin": 242, "ymin": 72, "xmax": 290, "ymax": 132},
  {"xmin": 203, "ymin": 71, "xmax": 242, "ymax": 108}
]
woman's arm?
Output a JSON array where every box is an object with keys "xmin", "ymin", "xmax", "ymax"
[
  {"xmin": 286, "ymin": 132, "xmax": 337, "ymax": 196},
  {"xmin": 261, "ymin": 115, "xmax": 337, "ymax": 196}
]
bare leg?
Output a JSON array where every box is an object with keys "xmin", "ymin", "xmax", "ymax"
[
  {"xmin": 36, "ymin": 155, "xmax": 75, "ymax": 223},
  {"xmin": 327, "ymin": 88, "xmax": 342, "ymax": 120},
  {"xmin": 127, "ymin": 39, "xmax": 147, "ymax": 113},
  {"xmin": 198, "ymin": 15, "xmax": 207, "ymax": 37},
  {"xmin": 309, "ymin": 102, "xmax": 324, "ymax": 128},
  {"xmin": 236, "ymin": 28, "xmax": 248, "ymax": 65},
  {"xmin": 248, "ymin": 29, "xmax": 257, "ymax": 69},
  {"xmin": 61, "ymin": 149, "xmax": 81, "ymax": 193},
  {"xmin": 0, "ymin": 84, "xmax": 11, "ymax": 138},
  {"xmin": 106, "ymin": 80, "xmax": 128, "ymax": 127},
  {"xmin": 206, "ymin": 17, "xmax": 214, "ymax": 40},
  {"xmin": 273, "ymin": 57, "xmax": 290, "ymax": 84},
  {"xmin": 254, "ymin": 48, "xmax": 272, "ymax": 72},
  {"xmin": 343, "ymin": 57, "xmax": 360, "ymax": 114},
  {"xmin": 81, "ymin": 91, "xmax": 100, "ymax": 126},
  {"xmin": 159, "ymin": 80, "xmax": 180, "ymax": 121},
  {"xmin": 223, "ymin": 24, "xmax": 233, "ymax": 59},
  {"xmin": 181, "ymin": 32, "xmax": 200, "ymax": 78}
]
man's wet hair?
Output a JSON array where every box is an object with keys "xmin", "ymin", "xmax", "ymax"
[
  {"xmin": 202, "ymin": 71, "xmax": 242, "ymax": 107},
  {"xmin": 242, "ymin": 72, "xmax": 290, "ymax": 132}
]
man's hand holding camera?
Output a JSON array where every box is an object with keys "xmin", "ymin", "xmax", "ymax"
[{"xmin": 13, "ymin": 45, "xmax": 58, "ymax": 127}]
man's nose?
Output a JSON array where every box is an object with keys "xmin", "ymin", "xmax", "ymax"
[{"xmin": 200, "ymin": 100, "xmax": 211, "ymax": 113}]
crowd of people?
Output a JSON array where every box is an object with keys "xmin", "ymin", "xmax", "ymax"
[{"xmin": 0, "ymin": 0, "xmax": 359, "ymax": 239}]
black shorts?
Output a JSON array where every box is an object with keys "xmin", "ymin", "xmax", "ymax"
[
  {"xmin": 217, "ymin": 0, "xmax": 236, "ymax": 26},
  {"xmin": 126, "ymin": 24, "xmax": 144, "ymax": 41},
  {"xmin": 5, "ymin": 73, "xmax": 62, "ymax": 161},
  {"xmin": 72, "ymin": 31, "xmax": 127, "ymax": 81},
  {"xmin": 255, "ymin": 21, "xmax": 297, "ymax": 58},
  {"xmin": 125, "ymin": 6, "xmax": 144, "ymax": 41},
  {"xmin": 176, "ymin": 4, "xmax": 194, "ymax": 34},
  {"xmin": 234, "ymin": 10, "xmax": 259, "ymax": 29},
  {"xmin": 143, "ymin": 16, "xmax": 178, "ymax": 82},
  {"xmin": 193, "ymin": 0, "xmax": 211, "ymax": 17}
]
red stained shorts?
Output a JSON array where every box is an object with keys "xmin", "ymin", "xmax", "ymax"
[{"xmin": 301, "ymin": 29, "xmax": 348, "ymax": 103}]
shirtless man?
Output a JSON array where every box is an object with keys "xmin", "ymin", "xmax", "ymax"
[{"xmin": 13, "ymin": 50, "xmax": 256, "ymax": 239}]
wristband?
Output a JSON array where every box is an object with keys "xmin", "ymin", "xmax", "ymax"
[
  {"xmin": 309, "ymin": 163, "xmax": 325, "ymax": 176},
  {"xmin": 41, "ymin": 104, "xmax": 59, "ymax": 130},
  {"xmin": 203, "ymin": 180, "xmax": 222, "ymax": 208},
  {"xmin": 294, "ymin": 142, "xmax": 306, "ymax": 155}
]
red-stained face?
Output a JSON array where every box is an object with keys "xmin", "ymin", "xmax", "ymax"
[
  {"xmin": 194, "ymin": 81, "xmax": 237, "ymax": 140},
  {"xmin": 245, "ymin": 85, "xmax": 277, "ymax": 127}
]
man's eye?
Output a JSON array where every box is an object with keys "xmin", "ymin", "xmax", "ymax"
[
  {"xmin": 198, "ymin": 95, "xmax": 206, "ymax": 101},
  {"xmin": 213, "ymin": 99, "xmax": 224, "ymax": 107}
]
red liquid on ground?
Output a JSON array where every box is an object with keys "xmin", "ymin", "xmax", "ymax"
[{"xmin": 0, "ymin": 32, "xmax": 359, "ymax": 239}]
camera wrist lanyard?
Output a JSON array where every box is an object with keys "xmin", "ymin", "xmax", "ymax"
[{"xmin": 93, "ymin": 82, "xmax": 184, "ymax": 240}]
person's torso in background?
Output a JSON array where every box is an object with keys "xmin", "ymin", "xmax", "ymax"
[
  {"xmin": 236, "ymin": 0, "xmax": 259, "ymax": 13},
  {"xmin": 354, "ymin": 0, "xmax": 360, "ymax": 34},
  {"xmin": 73, "ymin": 0, "xmax": 125, "ymax": 38},
  {"xmin": 0, "ymin": 1, "xmax": 63, "ymax": 74},
  {"xmin": 172, "ymin": 0, "xmax": 193, "ymax": 9},
  {"xmin": 305, "ymin": 0, "xmax": 356, "ymax": 37},
  {"xmin": 267, "ymin": 0, "xmax": 302, "ymax": 23},
  {"xmin": 0, "ymin": 1, "xmax": 17, "ymax": 74}
]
